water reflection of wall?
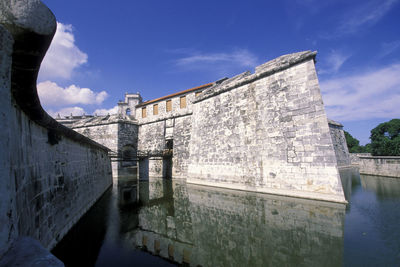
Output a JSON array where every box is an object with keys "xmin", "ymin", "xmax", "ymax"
[
  {"xmin": 339, "ymin": 168, "xmax": 361, "ymax": 203},
  {"xmin": 188, "ymin": 185, "xmax": 345, "ymax": 267},
  {"xmin": 360, "ymin": 174, "xmax": 400, "ymax": 198},
  {"xmin": 118, "ymin": 177, "xmax": 138, "ymax": 206},
  {"xmin": 52, "ymin": 189, "xmax": 112, "ymax": 266},
  {"xmin": 122, "ymin": 179, "xmax": 345, "ymax": 266}
]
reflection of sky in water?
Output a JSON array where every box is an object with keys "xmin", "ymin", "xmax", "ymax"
[{"xmin": 52, "ymin": 170, "xmax": 400, "ymax": 266}]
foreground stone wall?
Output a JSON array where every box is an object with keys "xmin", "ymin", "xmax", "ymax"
[
  {"xmin": 9, "ymin": 108, "xmax": 111, "ymax": 250},
  {"xmin": 187, "ymin": 52, "xmax": 345, "ymax": 203},
  {"xmin": 0, "ymin": 24, "xmax": 17, "ymax": 258},
  {"xmin": 0, "ymin": 2, "xmax": 112, "ymax": 259}
]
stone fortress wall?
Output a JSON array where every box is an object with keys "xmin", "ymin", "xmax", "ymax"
[
  {"xmin": 131, "ymin": 51, "xmax": 347, "ymax": 203},
  {"xmin": 69, "ymin": 116, "xmax": 139, "ymax": 180},
  {"xmin": 350, "ymin": 154, "xmax": 400, "ymax": 178},
  {"xmin": 135, "ymin": 83, "xmax": 213, "ymax": 179},
  {"xmin": 59, "ymin": 51, "xmax": 351, "ymax": 203},
  {"xmin": 328, "ymin": 119, "xmax": 351, "ymax": 167},
  {"xmin": 187, "ymin": 53, "xmax": 344, "ymax": 202},
  {"xmin": 0, "ymin": 1, "xmax": 112, "ymax": 262}
]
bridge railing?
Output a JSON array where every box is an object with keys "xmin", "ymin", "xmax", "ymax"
[{"xmin": 107, "ymin": 149, "xmax": 173, "ymax": 161}]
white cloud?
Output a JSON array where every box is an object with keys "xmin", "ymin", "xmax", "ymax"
[
  {"xmin": 320, "ymin": 63, "xmax": 400, "ymax": 121},
  {"xmin": 319, "ymin": 0, "xmax": 398, "ymax": 39},
  {"xmin": 39, "ymin": 22, "xmax": 88, "ymax": 80},
  {"xmin": 38, "ymin": 81, "xmax": 108, "ymax": 107},
  {"xmin": 174, "ymin": 49, "xmax": 259, "ymax": 71},
  {"xmin": 378, "ymin": 40, "xmax": 400, "ymax": 59},
  {"xmin": 93, "ymin": 106, "xmax": 119, "ymax": 116},
  {"xmin": 293, "ymin": 0, "xmax": 338, "ymax": 14},
  {"xmin": 47, "ymin": 106, "xmax": 86, "ymax": 118},
  {"xmin": 319, "ymin": 50, "xmax": 350, "ymax": 74},
  {"xmin": 338, "ymin": 0, "xmax": 398, "ymax": 35}
]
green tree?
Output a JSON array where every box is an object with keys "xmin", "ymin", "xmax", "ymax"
[
  {"xmin": 364, "ymin": 143, "xmax": 372, "ymax": 153},
  {"xmin": 344, "ymin": 131, "xmax": 360, "ymax": 152},
  {"xmin": 370, "ymin": 119, "xmax": 400, "ymax": 156},
  {"xmin": 344, "ymin": 130, "xmax": 371, "ymax": 153}
]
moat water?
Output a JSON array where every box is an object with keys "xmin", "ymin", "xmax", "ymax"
[{"xmin": 52, "ymin": 169, "xmax": 400, "ymax": 266}]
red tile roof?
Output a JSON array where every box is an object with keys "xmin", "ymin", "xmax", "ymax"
[{"xmin": 136, "ymin": 82, "xmax": 213, "ymax": 107}]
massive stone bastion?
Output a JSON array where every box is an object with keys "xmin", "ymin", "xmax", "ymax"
[{"xmin": 132, "ymin": 51, "xmax": 347, "ymax": 203}]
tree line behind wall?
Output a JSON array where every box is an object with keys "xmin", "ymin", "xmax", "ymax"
[{"xmin": 345, "ymin": 119, "xmax": 400, "ymax": 156}]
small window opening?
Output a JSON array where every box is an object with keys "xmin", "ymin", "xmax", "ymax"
[
  {"xmin": 166, "ymin": 100, "xmax": 172, "ymax": 112},
  {"xmin": 153, "ymin": 104, "xmax": 158, "ymax": 115},
  {"xmin": 126, "ymin": 108, "xmax": 131, "ymax": 116},
  {"xmin": 180, "ymin": 96, "xmax": 186, "ymax": 109},
  {"xmin": 142, "ymin": 107, "xmax": 147, "ymax": 118}
]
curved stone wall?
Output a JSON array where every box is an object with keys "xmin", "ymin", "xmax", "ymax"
[{"xmin": 0, "ymin": 0, "xmax": 112, "ymax": 258}]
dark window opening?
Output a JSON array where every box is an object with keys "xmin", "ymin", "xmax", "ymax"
[{"xmin": 166, "ymin": 140, "xmax": 173, "ymax": 149}]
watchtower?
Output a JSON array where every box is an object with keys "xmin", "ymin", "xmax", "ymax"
[{"xmin": 118, "ymin": 92, "xmax": 142, "ymax": 119}]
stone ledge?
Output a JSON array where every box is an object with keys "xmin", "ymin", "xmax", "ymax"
[
  {"xmin": 358, "ymin": 155, "xmax": 400, "ymax": 159},
  {"xmin": 186, "ymin": 177, "xmax": 348, "ymax": 204},
  {"xmin": 328, "ymin": 119, "xmax": 343, "ymax": 127},
  {"xmin": 70, "ymin": 114, "xmax": 138, "ymax": 129}
]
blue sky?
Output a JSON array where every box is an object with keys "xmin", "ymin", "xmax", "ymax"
[{"xmin": 38, "ymin": 0, "xmax": 400, "ymax": 145}]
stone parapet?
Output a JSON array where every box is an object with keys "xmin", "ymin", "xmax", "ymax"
[
  {"xmin": 195, "ymin": 51, "xmax": 317, "ymax": 103},
  {"xmin": 352, "ymin": 155, "xmax": 400, "ymax": 178}
]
